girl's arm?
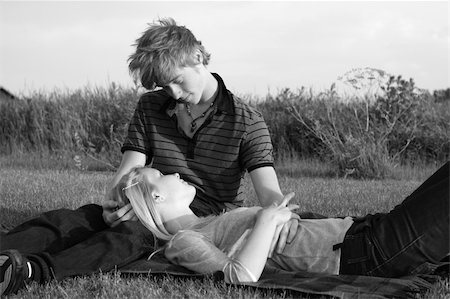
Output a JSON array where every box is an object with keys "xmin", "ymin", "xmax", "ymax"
[
  {"xmin": 165, "ymin": 194, "xmax": 298, "ymax": 283},
  {"xmin": 250, "ymin": 166, "xmax": 300, "ymax": 256},
  {"xmin": 233, "ymin": 193, "xmax": 298, "ymax": 281}
]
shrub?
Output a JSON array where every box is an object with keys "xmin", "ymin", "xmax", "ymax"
[
  {"xmin": 287, "ymin": 76, "xmax": 449, "ymax": 178},
  {"xmin": 289, "ymin": 90, "xmax": 393, "ymax": 178},
  {"xmin": 255, "ymin": 88, "xmax": 324, "ymax": 161}
]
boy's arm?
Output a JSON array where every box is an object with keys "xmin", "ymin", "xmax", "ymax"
[
  {"xmin": 102, "ymin": 150, "xmax": 146, "ymax": 227},
  {"xmin": 249, "ymin": 166, "xmax": 300, "ymax": 256},
  {"xmin": 249, "ymin": 166, "xmax": 284, "ymax": 206}
]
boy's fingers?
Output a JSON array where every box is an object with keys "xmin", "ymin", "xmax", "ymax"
[
  {"xmin": 111, "ymin": 217, "xmax": 122, "ymax": 228},
  {"xmin": 114, "ymin": 204, "xmax": 133, "ymax": 219},
  {"xmin": 276, "ymin": 223, "xmax": 290, "ymax": 253},
  {"xmin": 108, "ymin": 204, "xmax": 135, "ymax": 227},
  {"xmin": 121, "ymin": 208, "xmax": 137, "ymax": 221},
  {"xmin": 280, "ymin": 192, "xmax": 295, "ymax": 207},
  {"xmin": 291, "ymin": 213, "xmax": 301, "ymax": 221},
  {"xmin": 102, "ymin": 199, "xmax": 119, "ymax": 210},
  {"xmin": 288, "ymin": 204, "xmax": 300, "ymax": 211},
  {"xmin": 286, "ymin": 218, "xmax": 299, "ymax": 243}
]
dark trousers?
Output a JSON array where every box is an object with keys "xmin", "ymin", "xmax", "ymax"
[
  {"xmin": 0, "ymin": 204, "xmax": 155, "ymax": 281},
  {"xmin": 340, "ymin": 162, "xmax": 449, "ymax": 277}
]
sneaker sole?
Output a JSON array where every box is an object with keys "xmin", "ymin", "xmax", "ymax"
[
  {"xmin": 0, "ymin": 255, "xmax": 13, "ymax": 295},
  {"xmin": 0, "ymin": 250, "xmax": 25, "ymax": 296}
]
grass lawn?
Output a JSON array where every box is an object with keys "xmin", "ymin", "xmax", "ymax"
[{"xmin": 0, "ymin": 158, "xmax": 448, "ymax": 298}]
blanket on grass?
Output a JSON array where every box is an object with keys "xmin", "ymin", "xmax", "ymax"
[{"xmin": 120, "ymin": 252, "xmax": 445, "ymax": 299}]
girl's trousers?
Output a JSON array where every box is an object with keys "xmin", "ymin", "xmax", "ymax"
[{"xmin": 340, "ymin": 162, "xmax": 449, "ymax": 277}]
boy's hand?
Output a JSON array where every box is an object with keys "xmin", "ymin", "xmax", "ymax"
[
  {"xmin": 268, "ymin": 217, "xmax": 300, "ymax": 257},
  {"xmin": 102, "ymin": 200, "xmax": 137, "ymax": 227},
  {"xmin": 268, "ymin": 192, "xmax": 300, "ymax": 257}
]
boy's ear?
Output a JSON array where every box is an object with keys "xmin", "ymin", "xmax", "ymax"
[{"xmin": 193, "ymin": 50, "xmax": 203, "ymax": 64}]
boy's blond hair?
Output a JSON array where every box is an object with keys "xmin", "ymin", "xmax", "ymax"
[{"xmin": 128, "ymin": 18, "xmax": 211, "ymax": 90}]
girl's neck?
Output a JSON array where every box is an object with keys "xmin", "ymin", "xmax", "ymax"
[{"xmin": 163, "ymin": 212, "xmax": 200, "ymax": 235}]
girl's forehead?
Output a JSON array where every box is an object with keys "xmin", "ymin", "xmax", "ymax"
[{"xmin": 140, "ymin": 168, "xmax": 162, "ymax": 180}]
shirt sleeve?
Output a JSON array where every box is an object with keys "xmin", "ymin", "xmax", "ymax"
[
  {"xmin": 240, "ymin": 110, "xmax": 274, "ymax": 172},
  {"xmin": 164, "ymin": 230, "xmax": 257, "ymax": 283},
  {"xmin": 121, "ymin": 96, "xmax": 151, "ymax": 156}
]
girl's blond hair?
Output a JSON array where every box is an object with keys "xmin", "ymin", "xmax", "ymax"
[{"xmin": 113, "ymin": 167, "xmax": 173, "ymax": 241}]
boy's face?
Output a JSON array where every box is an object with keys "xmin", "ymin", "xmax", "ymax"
[{"xmin": 161, "ymin": 62, "xmax": 207, "ymax": 105}]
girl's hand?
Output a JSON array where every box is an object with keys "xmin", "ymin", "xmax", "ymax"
[
  {"xmin": 262, "ymin": 192, "xmax": 300, "ymax": 257},
  {"xmin": 234, "ymin": 192, "xmax": 299, "ymax": 281},
  {"xmin": 258, "ymin": 192, "xmax": 299, "ymax": 227}
]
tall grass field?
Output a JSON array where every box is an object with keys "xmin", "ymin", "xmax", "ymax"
[{"xmin": 1, "ymin": 78, "xmax": 449, "ymax": 178}]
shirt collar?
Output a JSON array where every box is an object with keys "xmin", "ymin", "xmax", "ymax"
[
  {"xmin": 159, "ymin": 73, "xmax": 235, "ymax": 115},
  {"xmin": 212, "ymin": 73, "xmax": 234, "ymax": 115}
]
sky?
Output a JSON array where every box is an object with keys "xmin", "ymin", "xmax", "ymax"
[{"xmin": 0, "ymin": 1, "xmax": 449, "ymax": 97}]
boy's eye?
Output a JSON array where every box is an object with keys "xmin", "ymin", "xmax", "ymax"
[{"xmin": 172, "ymin": 76, "xmax": 183, "ymax": 84}]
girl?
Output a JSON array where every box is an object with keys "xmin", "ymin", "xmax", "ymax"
[
  {"xmin": 1, "ymin": 162, "xmax": 448, "ymax": 295},
  {"xmin": 118, "ymin": 164, "xmax": 449, "ymax": 283}
]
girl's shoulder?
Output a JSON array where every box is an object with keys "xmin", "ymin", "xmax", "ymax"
[
  {"xmin": 176, "ymin": 207, "xmax": 260, "ymax": 243},
  {"xmin": 214, "ymin": 206, "xmax": 261, "ymax": 224}
]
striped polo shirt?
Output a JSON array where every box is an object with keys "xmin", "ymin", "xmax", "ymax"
[{"xmin": 122, "ymin": 73, "xmax": 274, "ymax": 216}]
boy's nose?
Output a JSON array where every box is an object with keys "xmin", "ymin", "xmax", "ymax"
[
  {"xmin": 174, "ymin": 173, "xmax": 180, "ymax": 179},
  {"xmin": 165, "ymin": 84, "xmax": 182, "ymax": 100}
]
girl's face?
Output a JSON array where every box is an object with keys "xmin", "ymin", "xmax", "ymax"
[{"xmin": 139, "ymin": 167, "xmax": 196, "ymax": 206}]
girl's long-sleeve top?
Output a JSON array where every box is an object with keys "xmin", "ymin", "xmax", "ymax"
[{"xmin": 164, "ymin": 207, "xmax": 354, "ymax": 283}]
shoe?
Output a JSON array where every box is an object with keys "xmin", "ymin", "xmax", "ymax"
[{"xmin": 0, "ymin": 250, "xmax": 29, "ymax": 296}]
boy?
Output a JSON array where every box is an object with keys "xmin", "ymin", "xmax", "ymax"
[{"xmin": 103, "ymin": 18, "xmax": 299, "ymax": 253}]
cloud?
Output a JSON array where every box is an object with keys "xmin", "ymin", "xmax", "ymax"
[{"xmin": 0, "ymin": 1, "xmax": 448, "ymax": 96}]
